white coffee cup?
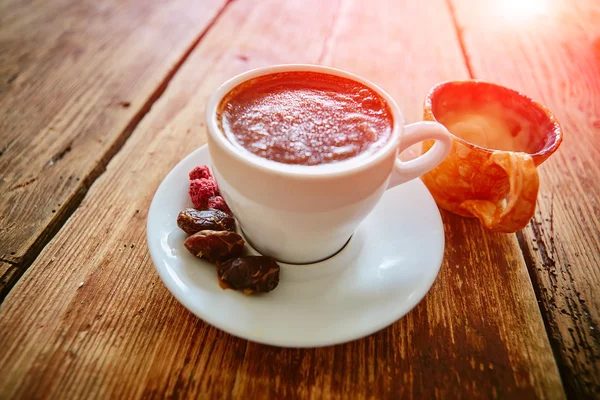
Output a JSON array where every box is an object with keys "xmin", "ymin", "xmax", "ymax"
[{"xmin": 206, "ymin": 64, "xmax": 452, "ymax": 264}]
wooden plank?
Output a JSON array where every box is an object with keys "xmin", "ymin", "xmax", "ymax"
[
  {"xmin": 0, "ymin": 0, "xmax": 563, "ymax": 398},
  {"xmin": 449, "ymin": 0, "xmax": 600, "ymax": 396},
  {"xmin": 0, "ymin": 0, "xmax": 228, "ymax": 299},
  {"xmin": 0, "ymin": 261, "xmax": 17, "ymax": 288}
]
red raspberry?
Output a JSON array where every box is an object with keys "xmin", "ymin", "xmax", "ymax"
[
  {"xmin": 208, "ymin": 196, "xmax": 232, "ymax": 215},
  {"xmin": 189, "ymin": 165, "xmax": 213, "ymax": 181},
  {"xmin": 189, "ymin": 178, "xmax": 218, "ymax": 209}
]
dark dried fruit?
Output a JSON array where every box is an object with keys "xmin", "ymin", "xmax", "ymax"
[
  {"xmin": 177, "ymin": 208, "xmax": 235, "ymax": 235},
  {"xmin": 184, "ymin": 230, "xmax": 244, "ymax": 263},
  {"xmin": 217, "ymin": 256, "xmax": 280, "ymax": 294}
]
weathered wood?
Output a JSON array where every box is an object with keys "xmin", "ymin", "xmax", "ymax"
[
  {"xmin": 0, "ymin": 0, "xmax": 563, "ymax": 398},
  {"xmin": 0, "ymin": 0, "xmax": 228, "ymax": 299},
  {"xmin": 0, "ymin": 261, "xmax": 16, "ymax": 288},
  {"xmin": 449, "ymin": 0, "xmax": 600, "ymax": 396}
]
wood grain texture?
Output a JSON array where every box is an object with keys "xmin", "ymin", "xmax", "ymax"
[
  {"xmin": 449, "ymin": 0, "xmax": 600, "ymax": 396},
  {"xmin": 0, "ymin": 261, "xmax": 17, "ymax": 288},
  {"xmin": 0, "ymin": 0, "xmax": 228, "ymax": 299},
  {"xmin": 0, "ymin": 0, "xmax": 563, "ymax": 398}
]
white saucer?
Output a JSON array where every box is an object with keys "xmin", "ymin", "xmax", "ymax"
[{"xmin": 147, "ymin": 145, "xmax": 445, "ymax": 348}]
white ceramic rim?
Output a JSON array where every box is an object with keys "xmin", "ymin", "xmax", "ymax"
[{"xmin": 205, "ymin": 64, "xmax": 405, "ymax": 178}]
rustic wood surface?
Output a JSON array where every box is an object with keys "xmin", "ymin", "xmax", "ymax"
[
  {"xmin": 0, "ymin": 0, "xmax": 227, "ymax": 299},
  {"xmin": 449, "ymin": 0, "xmax": 600, "ymax": 397},
  {"xmin": 0, "ymin": 0, "xmax": 570, "ymax": 398}
]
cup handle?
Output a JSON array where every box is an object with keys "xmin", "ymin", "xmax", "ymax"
[
  {"xmin": 388, "ymin": 121, "xmax": 453, "ymax": 188},
  {"xmin": 459, "ymin": 152, "xmax": 539, "ymax": 233}
]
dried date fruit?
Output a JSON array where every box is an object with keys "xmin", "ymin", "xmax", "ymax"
[
  {"xmin": 184, "ymin": 230, "xmax": 244, "ymax": 263},
  {"xmin": 217, "ymin": 256, "xmax": 280, "ymax": 294},
  {"xmin": 177, "ymin": 208, "xmax": 235, "ymax": 235}
]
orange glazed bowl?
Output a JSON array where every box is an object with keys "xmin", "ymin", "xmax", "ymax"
[{"xmin": 421, "ymin": 80, "xmax": 562, "ymax": 233}]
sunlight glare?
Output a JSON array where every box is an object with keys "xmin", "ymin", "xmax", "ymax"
[{"xmin": 495, "ymin": 0, "xmax": 549, "ymax": 21}]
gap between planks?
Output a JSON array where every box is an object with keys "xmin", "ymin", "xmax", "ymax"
[
  {"xmin": 445, "ymin": 0, "xmax": 557, "ymax": 349},
  {"xmin": 0, "ymin": 0, "xmax": 236, "ymax": 303},
  {"xmin": 444, "ymin": 0, "xmax": 474, "ymax": 79},
  {"xmin": 445, "ymin": 0, "xmax": 567, "ymax": 385}
]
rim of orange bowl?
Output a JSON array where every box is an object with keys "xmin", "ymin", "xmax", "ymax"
[{"xmin": 423, "ymin": 80, "xmax": 563, "ymax": 160}]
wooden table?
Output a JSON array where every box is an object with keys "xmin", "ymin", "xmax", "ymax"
[{"xmin": 1, "ymin": 0, "xmax": 598, "ymax": 398}]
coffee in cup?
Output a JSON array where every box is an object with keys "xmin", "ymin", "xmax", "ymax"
[
  {"xmin": 217, "ymin": 71, "xmax": 393, "ymax": 166},
  {"xmin": 206, "ymin": 65, "xmax": 453, "ymax": 264}
]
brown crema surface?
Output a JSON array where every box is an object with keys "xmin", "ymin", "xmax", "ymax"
[{"xmin": 217, "ymin": 71, "xmax": 393, "ymax": 165}]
